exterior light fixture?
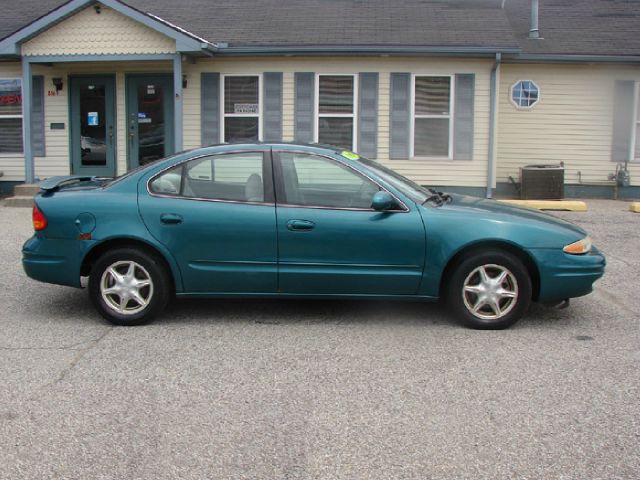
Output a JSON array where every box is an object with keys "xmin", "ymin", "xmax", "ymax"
[{"xmin": 52, "ymin": 77, "xmax": 63, "ymax": 92}]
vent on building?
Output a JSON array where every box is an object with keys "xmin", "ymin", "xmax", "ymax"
[{"xmin": 520, "ymin": 164, "xmax": 564, "ymax": 199}]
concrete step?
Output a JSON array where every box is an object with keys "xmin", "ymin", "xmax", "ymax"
[
  {"xmin": 13, "ymin": 183, "xmax": 40, "ymax": 196},
  {"xmin": 4, "ymin": 195, "xmax": 34, "ymax": 208}
]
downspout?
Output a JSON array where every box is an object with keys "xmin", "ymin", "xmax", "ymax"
[
  {"xmin": 486, "ymin": 52, "xmax": 501, "ymax": 198},
  {"xmin": 22, "ymin": 58, "xmax": 34, "ymax": 184}
]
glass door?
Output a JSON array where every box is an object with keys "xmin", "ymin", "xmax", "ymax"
[
  {"xmin": 69, "ymin": 76, "xmax": 116, "ymax": 177},
  {"xmin": 126, "ymin": 75, "xmax": 174, "ymax": 170}
]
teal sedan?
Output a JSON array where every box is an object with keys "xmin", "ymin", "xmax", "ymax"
[{"xmin": 23, "ymin": 143, "xmax": 605, "ymax": 329}]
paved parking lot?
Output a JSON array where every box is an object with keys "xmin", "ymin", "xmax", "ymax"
[{"xmin": 0, "ymin": 200, "xmax": 638, "ymax": 479}]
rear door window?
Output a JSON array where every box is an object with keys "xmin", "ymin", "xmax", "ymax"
[{"xmin": 150, "ymin": 152, "xmax": 269, "ymax": 203}]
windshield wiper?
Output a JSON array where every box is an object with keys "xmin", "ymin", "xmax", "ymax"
[{"xmin": 423, "ymin": 188, "xmax": 452, "ymax": 207}]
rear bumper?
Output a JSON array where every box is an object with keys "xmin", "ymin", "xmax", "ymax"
[
  {"xmin": 22, "ymin": 235, "xmax": 83, "ymax": 287},
  {"xmin": 528, "ymin": 246, "xmax": 606, "ymax": 302}
]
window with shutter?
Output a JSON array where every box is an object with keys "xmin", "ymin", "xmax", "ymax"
[
  {"xmin": 316, "ymin": 74, "xmax": 357, "ymax": 151},
  {"xmin": 0, "ymin": 78, "xmax": 23, "ymax": 153},
  {"xmin": 222, "ymin": 75, "xmax": 261, "ymax": 143},
  {"xmin": 412, "ymin": 75, "xmax": 452, "ymax": 158}
]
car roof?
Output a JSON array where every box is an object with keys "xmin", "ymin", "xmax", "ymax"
[{"xmin": 201, "ymin": 142, "xmax": 348, "ymax": 155}]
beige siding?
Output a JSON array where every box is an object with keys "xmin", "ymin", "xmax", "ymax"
[
  {"xmin": 497, "ymin": 63, "xmax": 640, "ymax": 187},
  {"xmin": 183, "ymin": 57, "xmax": 493, "ymax": 187},
  {"xmin": 21, "ymin": 4, "xmax": 175, "ymax": 56},
  {"xmin": 2, "ymin": 56, "xmax": 492, "ymax": 185}
]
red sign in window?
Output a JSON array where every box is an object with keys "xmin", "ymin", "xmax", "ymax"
[{"xmin": 0, "ymin": 94, "xmax": 22, "ymax": 106}]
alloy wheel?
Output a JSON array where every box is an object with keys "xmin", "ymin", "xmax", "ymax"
[
  {"xmin": 462, "ymin": 264, "xmax": 519, "ymax": 320},
  {"xmin": 100, "ymin": 260, "xmax": 154, "ymax": 315}
]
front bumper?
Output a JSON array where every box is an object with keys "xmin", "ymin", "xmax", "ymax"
[
  {"xmin": 22, "ymin": 235, "xmax": 84, "ymax": 288},
  {"xmin": 528, "ymin": 246, "xmax": 606, "ymax": 303}
]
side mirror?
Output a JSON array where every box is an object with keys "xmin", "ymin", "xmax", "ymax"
[{"xmin": 371, "ymin": 191, "xmax": 394, "ymax": 211}]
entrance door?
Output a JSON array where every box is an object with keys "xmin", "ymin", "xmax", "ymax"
[
  {"xmin": 126, "ymin": 75, "xmax": 174, "ymax": 169},
  {"xmin": 70, "ymin": 76, "xmax": 116, "ymax": 177}
]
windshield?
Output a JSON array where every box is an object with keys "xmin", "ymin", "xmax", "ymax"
[{"xmin": 355, "ymin": 156, "xmax": 430, "ymax": 203}]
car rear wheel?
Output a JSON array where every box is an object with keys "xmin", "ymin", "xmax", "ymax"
[
  {"xmin": 447, "ymin": 250, "xmax": 532, "ymax": 329},
  {"xmin": 88, "ymin": 248, "xmax": 170, "ymax": 326}
]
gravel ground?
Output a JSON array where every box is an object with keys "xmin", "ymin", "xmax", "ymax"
[{"xmin": 0, "ymin": 200, "xmax": 638, "ymax": 479}]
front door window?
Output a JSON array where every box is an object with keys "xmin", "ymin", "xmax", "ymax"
[
  {"xmin": 137, "ymin": 82, "xmax": 165, "ymax": 165},
  {"xmin": 127, "ymin": 76, "xmax": 174, "ymax": 170},
  {"xmin": 277, "ymin": 152, "xmax": 380, "ymax": 209},
  {"xmin": 79, "ymin": 84, "xmax": 108, "ymax": 167},
  {"xmin": 70, "ymin": 76, "xmax": 116, "ymax": 177}
]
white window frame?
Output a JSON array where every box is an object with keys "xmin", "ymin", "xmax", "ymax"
[
  {"xmin": 633, "ymin": 81, "xmax": 640, "ymax": 161},
  {"xmin": 510, "ymin": 79, "xmax": 540, "ymax": 110},
  {"xmin": 410, "ymin": 74, "xmax": 454, "ymax": 160},
  {"xmin": 220, "ymin": 73, "xmax": 263, "ymax": 143},
  {"xmin": 314, "ymin": 73, "xmax": 358, "ymax": 151},
  {"xmin": 0, "ymin": 77, "xmax": 24, "ymax": 155}
]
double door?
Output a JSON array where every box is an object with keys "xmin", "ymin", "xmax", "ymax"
[{"xmin": 70, "ymin": 74, "xmax": 174, "ymax": 177}]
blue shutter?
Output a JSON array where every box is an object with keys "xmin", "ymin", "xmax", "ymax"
[
  {"xmin": 390, "ymin": 73, "xmax": 411, "ymax": 159},
  {"xmin": 201, "ymin": 72, "xmax": 220, "ymax": 145},
  {"xmin": 453, "ymin": 74, "xmax": 475, "ymax": 160},
  {"xmin": 263, "ymin": 72, "xmax": 283, "ymax": 142},
  {"xmin": 32, "ymin": 75, "xmax": 45, "ymax": 157},
  {"xmin": 358, "ymin": 72, "xmax": 378, "ymax": 158},
  {"xmin": 294, "ymin": 72, "xmax": 315, "ymax": 143},
  {"xmin": 612, "ymin": 80, "xmax": 635, "ymax": 162}
]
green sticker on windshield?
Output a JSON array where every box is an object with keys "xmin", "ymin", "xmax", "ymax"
[{"xmin": 341, "ymin": 150, "xmax": 360, "ymax": 160}]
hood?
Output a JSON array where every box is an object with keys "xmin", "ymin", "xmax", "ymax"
[
  {"xmin": 417, "ymin": 194, "xmax": 589, "ymax": 250},
  {"xmin": 444, "ymin": 194, "xmax": 586, "ymax": 235}
]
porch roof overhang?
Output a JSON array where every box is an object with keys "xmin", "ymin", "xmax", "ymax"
[{"xmin": 0, "ymin": 0, "xmax": 218, "ymax": 58}]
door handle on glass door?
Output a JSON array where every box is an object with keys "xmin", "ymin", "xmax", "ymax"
[{"xmin": 286, "ymin": 219, "xmax": 315, "ymax": 231}]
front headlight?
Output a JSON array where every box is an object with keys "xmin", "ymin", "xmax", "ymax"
[{"xmin": 563, "ymin": 236, "xmax": 592, "ymax": 255}]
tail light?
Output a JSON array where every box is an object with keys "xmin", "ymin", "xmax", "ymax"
[{"xmin": 32, "ymin": 204, "xmax": 48, "ymax": 231}]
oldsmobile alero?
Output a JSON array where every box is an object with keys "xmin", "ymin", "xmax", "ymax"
[{"xmin": 22, "ymin": 143, "xmax": 605, "ymax": 329}]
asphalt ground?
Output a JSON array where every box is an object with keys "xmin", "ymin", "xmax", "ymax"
[{"xmin": 0, "ymin": 200, "xmax": 638, "ymax": 479}]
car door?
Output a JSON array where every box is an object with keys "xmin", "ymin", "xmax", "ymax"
[
  {"xmin": 138, "ymin": 148, "xmax": 277, "ymax": 294},
  {"xmin": 273, "ymin": 150, "xmax": 426, "ymax": 295}
]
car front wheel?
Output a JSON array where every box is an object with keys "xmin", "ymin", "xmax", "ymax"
[
  {"xmin": 447, "ymin": 250, "xmax": 532, "ymax": 329},
  {"xmin": 88, "ymin": 248, "xmax": 171, "ymax": 326}
]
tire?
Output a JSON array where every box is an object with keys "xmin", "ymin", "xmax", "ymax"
[
  {"xmin": 446, "ymin": 249, "xmax": 532, "ymax": 330},
  {"xmin": 88, "ymin": 247, "xmax": 171, "ymax": 326}
]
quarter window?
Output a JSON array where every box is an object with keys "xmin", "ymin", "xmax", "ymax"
[
  {"xmin": 223, "ymin": 75, "xmax": 260, "ymax": 143},
  {"xmin": 511, "ymin": 80, "xmax": 540, "ymax": 108},
  {"xmin": 277, "ymin": 152, "xmax": 380, "ymax": 209},
  {"xmin": 413, "ymin": 76, "xmax": 452, "ymax": 157},
  {"xmin": 316, "ymin": 75, "xmax": 356, "ymax": 151},
  {"xmin": 150, "ymin": 152, "xmax": 266, "ymax": 203},
  {"xmin": 0, "ymin": 79, "xmax": 23, "ymax": 153}
]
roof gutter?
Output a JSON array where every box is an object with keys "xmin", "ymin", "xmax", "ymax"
[
  {"xmin": 487, "ymin": 52, "xmax": 502, "ymax": 199},
  {"xmin": 505, "ymin": 54, "xmax": 640, "ymax": 64},
  {"xmin": 213, "ymin": 45, "xmax": 521, "ymax": 57}
]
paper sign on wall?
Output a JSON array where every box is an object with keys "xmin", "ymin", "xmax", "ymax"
[{"xmin": 87, "ymin": 112, "xmax": 99, "ymax": 126}]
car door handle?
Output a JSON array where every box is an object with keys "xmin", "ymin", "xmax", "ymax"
[
  {"xmin": 287, "ymin": 219, "xmax": 315, "ymax": 231},
  {"xmin": 160, "ymin": 213, "xmax": 183, "ymax": 225}
]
